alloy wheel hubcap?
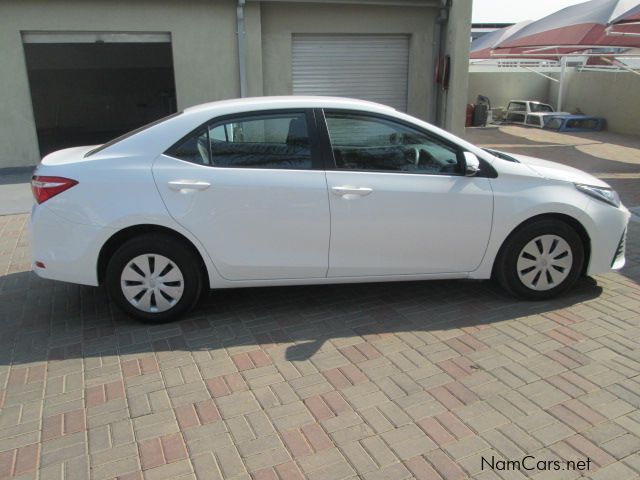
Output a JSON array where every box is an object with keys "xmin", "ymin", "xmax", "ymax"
[
  {"xmin": 516, "ymin": 234, "xmax": 573, "ymax": 291},
  {"xmin": 120, "ymin": 254, "xmax": 184, "ymax": 313}
]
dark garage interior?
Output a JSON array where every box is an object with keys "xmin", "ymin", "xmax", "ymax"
[{"xmin": 23, "ymin": 41, "xmax": 177, "ymax": 157}]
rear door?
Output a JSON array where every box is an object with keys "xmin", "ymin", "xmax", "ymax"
[{"xmin": 153, "ymin": 110, "xmax": 330, "ymax": 281}]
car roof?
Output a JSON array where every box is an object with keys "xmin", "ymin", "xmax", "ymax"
[
  {"xmin": 510, "ymin": 100, "xmax": 549, "ymax": 104},
  {"xmin": 184, "ymin": 96, "xmax": 397, "ymax": 115}
]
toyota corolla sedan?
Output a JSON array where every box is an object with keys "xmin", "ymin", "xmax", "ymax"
[{"xmin": 30, "ymin": 97, "xmax": 629, "ymax": 322}]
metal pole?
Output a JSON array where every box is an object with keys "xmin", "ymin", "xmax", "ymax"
[
  {"xmin": 557, "ymin": 56, "xmax": 567, "ymax": 111},
  {"xmin": 432, "ymin": 0, "xmax": 449, "ymax": 126},
  {"xmin": 236, "ymin": 0, "xmax": 247, "ymax": 98}
]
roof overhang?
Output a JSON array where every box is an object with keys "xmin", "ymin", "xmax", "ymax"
[{"xmin": 247, "ymin": 0, "xmax": 440, "ymax": 6}]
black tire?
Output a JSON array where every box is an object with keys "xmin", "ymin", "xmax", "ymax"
[
  {"xmin": 106, "ymin": 233, "xmax": 203, "ymax": 323},
  {"xmin": 495, "ymin": 219, "xmax": 585, "ymax": 300}
]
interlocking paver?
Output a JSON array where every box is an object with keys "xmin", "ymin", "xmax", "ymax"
[{"xmin": 2, "ymin": 127, "xmax": 640, "ymax": 478}]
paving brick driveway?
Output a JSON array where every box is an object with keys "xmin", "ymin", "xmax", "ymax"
[{"xmin": 1, "ymin": 127, "xmax": 640, "ymax": 480}]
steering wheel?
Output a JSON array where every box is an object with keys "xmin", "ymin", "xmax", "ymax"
[
  {"xmin": 409, "ymin": 147, "xmax": 421, "ymax": 165},
  {"xmin": 417, "ymin": 149, "xmax": 438, "ymax": 169}
]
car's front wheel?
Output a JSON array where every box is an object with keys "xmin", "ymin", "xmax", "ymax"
[
  {"xmin": 106, "ymin": 234, "xmax": 203, "ymax": 322},
  {"xmin": 495, "ymin": 219, "xmax": 585, "ymax": 300}
]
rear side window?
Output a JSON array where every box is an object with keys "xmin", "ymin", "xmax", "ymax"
[
  {"xmin": 167, "ymin": 128, "xmax": 211, "ymax": 165},
  {"xmin": 166, "ymin": 112, "xmax": 312, "ymax": 169},
  {"xmin": 566, "ymin": 119, "xmax": 599, "ymax": 129}
]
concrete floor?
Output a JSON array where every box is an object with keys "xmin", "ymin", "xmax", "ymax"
[
  {"xmin": 0, "ymin": 126, "xmax": 639, "ymax": 479},
  {"xmin": 0, "ymin": 168, "xmax": 33, "ymax": 216}
]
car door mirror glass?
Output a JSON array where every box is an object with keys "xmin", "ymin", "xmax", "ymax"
[{"xmin": 463, "ymin": 152, "xmax": 480, "ymax": 176}]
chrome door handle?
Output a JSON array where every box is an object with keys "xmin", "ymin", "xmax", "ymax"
[
  {"xmin": 331, "ymin": 186, "xmax": 373, "ymax": 197},
  {"xmin": 168, "ymin": 180, "xmax": 211, "ymax": 192}
]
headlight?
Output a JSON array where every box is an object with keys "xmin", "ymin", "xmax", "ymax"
[{"xmin": 575, "ymin": 183, "xmax": 621, "ymax": 208}]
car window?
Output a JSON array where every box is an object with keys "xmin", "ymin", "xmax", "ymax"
[
  {"xmin": 166, "ymin": 112, "xmax": 312, "ymax": 169},
  {"xmin": 507, "ymin": 102, "xmax": 526, "ymax": 112},
  {"xmin": 566, "ymin": 119, "xmax": 598, "ymax": 129},
  {"xmin": 324, "ymin": 112, "xmax": 462, "ymax": 175},
  {"xmin": 166, "ymin": 128, "xmax": 211, "ymax": 165},
  {"xmin": 546, "ymin": 118, "xmax": 563, "ymax": 130},
  {"xmin": 525, "ymin": 116, "xmax": 540, "ymax": 126},
  {"xmin": 530, "ymin": 103, "xmax": 553, "ymax": 113},
  {"xmin": 208, "ymin": 113, "xmax": 311, "ymax": 169}
]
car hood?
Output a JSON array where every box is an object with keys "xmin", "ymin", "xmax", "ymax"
[{"xmin": 502, "ymin": 152, "xmax": 610, "ymax": 188}]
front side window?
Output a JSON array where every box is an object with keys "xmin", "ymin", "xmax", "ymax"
[
  {"xmin": 166, "ymin": 112, "xmax": 312, "ymax": 169},
  {"xmin": 324, "ymin": 112, "xmax": 461, "ymax": 174}
]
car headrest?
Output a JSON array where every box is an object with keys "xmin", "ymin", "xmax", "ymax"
[{"xmin": 287, "ymin": 117, "xmax": 307, "ymax": 146}]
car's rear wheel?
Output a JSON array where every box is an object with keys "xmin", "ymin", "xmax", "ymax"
[
  {"xmin": 495, "ymin": 219, "xmax": 584, "ymax": 300},
  {"xmin": 106, "ymin": 234, "xmax": 203, "ymax": 322}
]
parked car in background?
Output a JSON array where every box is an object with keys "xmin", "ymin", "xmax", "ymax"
[
  {"xmin": 544, "ymin": 115, "xmax": 606, "ymax": 132},
  {"xmin": 505, "ymin": 100, "xmax": 561, "ymax": 124},
  {"xmin": 524, "ymin": 112, "xmax": 569, "ymax": 129},
  {"xmin": 30, "ymin": 96, "xmax": 629, "ymax": 322}
]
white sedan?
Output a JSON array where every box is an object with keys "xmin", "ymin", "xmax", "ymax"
[{"xmin": 30, "ymin": 97, "xmax": 630, "ymax": 322}]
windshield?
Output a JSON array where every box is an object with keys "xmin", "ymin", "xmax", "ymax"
[{"xmin": 85, "ymin": 111, "xmax": 182, "ymax": 157}]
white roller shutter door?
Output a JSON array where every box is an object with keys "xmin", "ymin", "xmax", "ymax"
[{"xmin": 292, "ymin": 34, "xmax": 409, "ymax": 112}]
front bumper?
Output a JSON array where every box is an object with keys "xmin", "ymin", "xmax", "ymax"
[{"xmin": 585, "ymin": 200, "xmax": 630, "ymax": 276}]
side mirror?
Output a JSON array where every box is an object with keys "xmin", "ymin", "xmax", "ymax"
[{"xmin": 463, "ymin": 152, "xmax": 480, "ymax": 176}]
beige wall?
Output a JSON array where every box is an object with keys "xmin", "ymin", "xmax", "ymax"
[
  {"xmin": 468, "ymin": 68, "xmax": 640, "ymax": 136},
  {"xmin": 260, "ymin": 2, "xmax": 436, "ymax": 121},
  {"xmin": 441, "ymin": 0, "xmax": 472, "ymax": 136},
  {"xmin": 549, "ymin": 70, "xmax": 640, "ymax": 136},
  {"xmin": 0, "ymin": 0, "xmax": 472, "ymax": 168},
  {"xmin": 0, "ymin": 0, "xmax": 240, "ymax": 168},
  {"xmin": 468, "ymin": 72, "xmax": 552, "ymax": 109}
]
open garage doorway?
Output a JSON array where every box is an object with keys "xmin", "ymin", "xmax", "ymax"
[{"xmin": 23, "ymin": 32, "xmax": 177, "ymax": 157}]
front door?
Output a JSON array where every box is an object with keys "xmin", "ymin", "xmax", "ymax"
[
  {"xmin": 153, "ymin": 110, "xmax": 330, "ymax": 281},
  {"xmin": 320, "ymin": 110, "xmax": 494, "ymax": 277}
]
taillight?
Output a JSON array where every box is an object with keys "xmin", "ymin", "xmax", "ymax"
[{"xmin": 31, "ymin": 176, "xmax": 78, "ymax": 204}]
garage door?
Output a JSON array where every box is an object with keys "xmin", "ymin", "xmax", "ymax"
[
  {"xmin": 22, "ymin": 31, "xmax": 176, "ymax": 157},
  {"xmin": 292, "ymin": 35, "xmax": 409, "ymax": 112}
]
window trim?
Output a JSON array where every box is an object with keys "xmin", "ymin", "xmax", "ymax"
[
  {"xmin": 164, "ymin": 108, "xmax": 323, "ymax": 170},
  {"xmin": 316, "ymin": 108, "xmax": 470, "ymax": 177}
]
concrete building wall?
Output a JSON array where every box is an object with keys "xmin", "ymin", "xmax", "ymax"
[
  {"xmin": 441, "ymin": 0, "xmax": 472, "ymax": 136},
  {"xmin": 468, "ymin": 68, "xmax": 640, "ymax": 136},
  {"xmin": 467, "ymin": 71, "xmax": 552, "ymax": 109},
  {"xmin": 260, "ymin": 3, "xmax": 437, "ymax": 121},
  {"xmin": 548, "ymin": 70, "xmax": 640, "ymax": 136},
  {"xmin": 0, "ymin": 0, "xmax": 472, "ymax": 168},
  {"xmin": 0, "ymin": 0, "xmax": 240, "ymax": 168}
]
